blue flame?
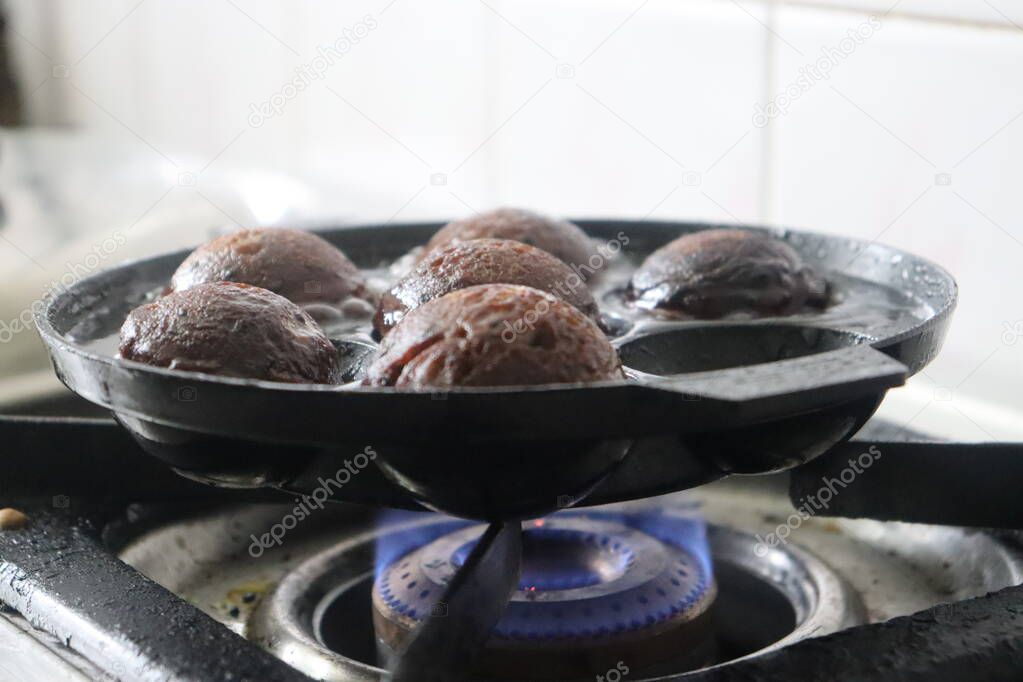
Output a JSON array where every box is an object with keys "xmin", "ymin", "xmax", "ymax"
[
  {"xmin": 451, "ymin": 525, "xmax": 635, "ymax": 591},
  {"xmin": 577, "ymin": 502, "xmax": 713, "ymax": 580},
  {"xmin": 373, "ymin": 498, "xmax": 712, "ymax": 641},
  {"xmin": 373, "ymin": 498, "xmax": 710, "ymax": 586},
  {"xmin": 372, "ymin": 509, "xmax": 473, "ymax": 578}
]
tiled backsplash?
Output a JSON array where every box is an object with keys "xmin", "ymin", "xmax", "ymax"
[
  {"xmin": 765, "ymin": 4, "xmax": 1023, "ymax": 437},
  {"xmin": 3, "ymin": 0, "xmax": 1021, "ymax": 434}
]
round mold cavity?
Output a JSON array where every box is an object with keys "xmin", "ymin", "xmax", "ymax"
[{"xmin": 618, "ymin": 323, "xmax": 870, "ymax": 376}]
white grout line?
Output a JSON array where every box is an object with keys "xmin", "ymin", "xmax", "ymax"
[
  {"xmin": 774, "ymin": 0, "xmax": 1023, "ymax": 34},
  {"xmin": 760, "ymin": 1, "xmax": 779, "ymax": 225}
]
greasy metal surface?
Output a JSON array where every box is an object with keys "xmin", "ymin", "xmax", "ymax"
[
  {"xmin": 790, "ymin": 440, "xmax": 1023, "ymax": 528},
  {"xmin": 684, "ymin": 584, "xmax": 1023, "ymax": 682},
  {"xmin": 116, "ymin": 462, "xmax": 1023, "ymax": 681},
  {"xmin": 0, "ymin": 509, "xmax": 313, "ymax": 682},
  {"xmin": 0, "ymin": 426, "xmax": 1018, "ymax": 680},
  {"xmin": 14, "ymin": 491, "xmax": 1015, "ymax": 682},
  {"xmin": 0, "ymin": 612, "xmax": 99, "ymax": 682},
  {"xmin": 0, "ymin": 415, "xmax": 301, "ymax": 505}
]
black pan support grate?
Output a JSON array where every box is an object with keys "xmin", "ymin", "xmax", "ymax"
[{"xmin": 2, "ymin": 417, "xmax": 1023, "ymax": 681}]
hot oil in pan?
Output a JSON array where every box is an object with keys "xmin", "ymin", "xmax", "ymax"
[
  {"xmin": 324, "ymin": 247, "xmax": 935, "ymax": 343},
  {"xmin": 70, "ymin": 281, "xmax": 165, "ymax": 358},
  {"xmin": 600, "ymin": 271, "xmax": 934, "ymax": 339}
]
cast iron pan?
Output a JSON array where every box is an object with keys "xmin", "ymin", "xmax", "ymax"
[{"xmin": 34, "ymin": 220, "xmax": 955, "ymax": 520}]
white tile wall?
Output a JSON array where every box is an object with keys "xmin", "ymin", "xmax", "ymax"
[
  {"xmin": 7, "ymin": 0, "xmax": 773, "ymax": 222},
  {"xmin": 2, "ymin": 0, "xmax": 1022, "ymax": 429},
  {"xmin": 8, "ymin": 0, "xmax": 496, "ymax": 219},
  {"xmin": 486, "ymin": 0, "xmax": 768, "ymax": 223},
  {"xmin": 293, "ymin": 0, "xmax": 496, "ymax": 220},
  {"xmin": 767, "ymin": 5, "xmax": 1023, "ymax": 434}
]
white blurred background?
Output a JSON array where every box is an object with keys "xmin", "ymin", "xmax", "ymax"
[{"xmin": 0, "ymin": 0, "xmax": 1020, "ymax": 438}]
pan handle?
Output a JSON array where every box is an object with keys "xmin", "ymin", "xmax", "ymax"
[{"xmin": 638, "ymin": 345, "xmax": 907, "ymax": 421}]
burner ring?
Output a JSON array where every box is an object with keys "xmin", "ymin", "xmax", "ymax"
[
  {"xmin": 374, "ymin": 517, "xmax": 713, "ymax": 643},
  {"xmin": 242, "ymin": 513, "xmax": 867, "ymax": 682}
]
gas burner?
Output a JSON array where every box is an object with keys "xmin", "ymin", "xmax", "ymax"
[
  {"xmin": 231, "ymin": 498, "xmax": 870, "ymax": 681},
  {"xmin": 372, "ymin": 517, "xmax": 716, "ymax": 678}
]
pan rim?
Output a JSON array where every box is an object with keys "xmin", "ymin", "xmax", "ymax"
[{"xmin": 34, "ymin": 219, "xmax": 956, "ymax": 398}]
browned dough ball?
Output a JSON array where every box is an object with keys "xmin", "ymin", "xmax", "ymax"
[
  {"xmin": 374, "ymin": 238, "xmax": 598, "ymax": 336},
  {"xmin": 423, "ymin": 208, "xmax": 594, "ymax": 272},
  {"xmin": 364, "ymin": 284, "xmax": 623, "ymax": 388},
  {"xmin": 629, "ymin": 229, "xmax": 828, "ymax": 318},
  {"xmin": 170, "ymin": 228, "xmax": 373, "ymax": 307},
  {"xmin": 119, "ymin": 281, "xmax": 341, "ymax": 384}
]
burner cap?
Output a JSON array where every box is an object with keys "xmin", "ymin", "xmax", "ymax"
[{"xmin": 373, "ymin": 516, "xmax": 716, "ymax": 679}]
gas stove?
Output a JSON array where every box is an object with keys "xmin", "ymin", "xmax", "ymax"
[{"xmin": 2, "ymin": 404, "xmax": 1023, "ymax": 681}]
